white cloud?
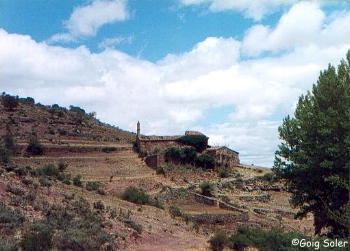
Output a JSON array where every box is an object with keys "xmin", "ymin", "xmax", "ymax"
[
  {"xmin": 98, "ymin": 36, "xmax": 133, "ymax": 49},
  {"xmin": 50, "ymin": 0, "xmax": 128, "ymax": 42},
  {"xmin": 1, "ymin": 2, "xmax": 350, "ymax": 166},
  {"xmin": 242, "ymin": 2, "xmax": 350, "ymax": 56},
  {"xmin": 179, "ymin": 0, "xmax": 297, "ymax": 20}
]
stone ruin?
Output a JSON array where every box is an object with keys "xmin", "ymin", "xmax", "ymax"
[{"xmin": 135, "ymin": 121, "xmax": 240, "ymax": 169}]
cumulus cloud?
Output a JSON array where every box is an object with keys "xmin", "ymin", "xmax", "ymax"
[
  {"xmin": 50, "ymin": 0, "xmax": 128, "ymax": 42},
  {"xmin": 179, "ymin": 0, "xmax": 297, "ymax": 20},
  {"xmin": 242, "ymin": 2, "xmax": 350, "ymax": 56},
  {"xmin": 1, "ymin": 2, "xmax": 350, "ymax": 166}
]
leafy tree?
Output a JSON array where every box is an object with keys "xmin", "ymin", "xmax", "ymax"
[
  {"xmin": 1, "ymin": 94, "xmax": 18, "ymax": 111},
  {"xmin": 273, "ymin": 51, "xmax": 350, "ymax": 237},
  {"xmin": 178, "ymin": 135, "xmax": 208, "ymax": 152},
  {"xmin": 195, "ymin": 152, "xmax": 215, "ymax": 169}
]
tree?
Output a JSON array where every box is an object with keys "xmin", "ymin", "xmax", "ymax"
[
  {"xmin": 273, "ymin": 51, "xmax": 350, "ymax": 237},
  {"xmin": 1, "ymin": 94, "xmax": 18, "ymax": 111},
  {"xmin": 26, "ymin": 135, "xmax": 44, "ymax": 156}
]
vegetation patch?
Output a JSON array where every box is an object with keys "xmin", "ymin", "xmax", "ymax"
[{"xmin": 177, "ymin": 135, "xmax": 208, "ymax": 152}]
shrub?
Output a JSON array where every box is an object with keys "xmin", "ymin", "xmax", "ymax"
[
  {"xmin": 62, "ymin": 178, "xmax": 71, "ymax": 185},
  {"xmin": 257, "ymin": 172, "xmax": 277, "ymax": 183},
  {"xmin": 37, "ymin": 164, "xmax": 60, "ymax": 177},
  {"xmin": 39, "ymin": 177, "xmax": 52, "ymax": 187},
  {"xmin": 1, "ymin": 94, "xmax": 18, "ymax": 110},
  {"xmin": 156, "ymin": 166, "xmax": 165, "ymax": 175},
  {"xmin": 123, "ymin": 219, "xmax": 142, "ymax": 234},
  {"xmin": 73, "ymin": 175, "xmax": 82, "ymax": 187},
  {"xmin": 0, "ymin": 146, "xmax": 10, "ymax": 164},
  {"xmin": 26, "ymin": 136, "xmax": 44, "ymax": 156},
  {"xmin": 150, "ymin": 197, "xmax": 164, "ymax": 209},
  {"xmin": 3, "ymin": 134, "xmax": 16, "ymax": 154},
  {"xmin": 169, "ymin": 205, "xmax": 183, "ymax": 218},
  {"xmin": 0, "ymin": 202, "xmax": 25, "ymax": 232},
  {"xmin": 200, "ymin": 181, "xmax": 214, "ymax": 197},
  {"xmin": 165, "ymin": 146, "xmax": 197, "ymax": 164},
  {"xmin": 22, "ymin": 177, "xmax": 34, "ymax": 186},
  {"xmin": 14, "ymin": 166, "xmax": 28, "ymax": 176},
  {"xmin": 58, "ymin": 161, "xmax": 68, "ymax": 171},
  {"xmin": 97, "ymin": 188, "xmax": 106, "ymax": 195},
  {"xmin": 165, "ymin": 147, "xmax": 182, "ymax": 163},
  {"xmin": 86, "ymin": 181, "xmax": 101, "ymax": 191},
  {"xmin": 218, "ymin": 168, "xmax": 230, "ymax": 178},
  {"xmin": 93, "ymin": 201, "xmax": 105, "ymax": 211},
  {"xmin": 177, "ymin": 135, "xmax": 208, "ymax": 152},
  {"xmin": 121, "ymin": 187, "xmax": 150, "ymax": 205},
  {"xmin": 227, "ymin": 226, "xmax": 309, "ymax": 251},
  {"xmin": 195, "ymin": 153, "xmax": 215, "ymax": 169},
  {"xmin": 101, "ymin": 147, "xmax": 118, "ymax": 153},
  {"xmin": 20, "ymin": 220, "xmax": 53, "ymax": 251},
  {"xmin": 209, "ymin": 231, "xmax": 227, "ymax": 251},
  {"xmin": 6, "ymin": 185, "xmax": 25, "ymax": 196}
]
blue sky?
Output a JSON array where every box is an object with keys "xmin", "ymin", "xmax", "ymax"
[{"xmin": 0, "ymin": 0, "xmax": 349, "ymax": 166}]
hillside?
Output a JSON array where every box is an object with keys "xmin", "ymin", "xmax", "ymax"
[
  {"xmin": 0, "ymin": 94, "xmax": 135, "ymax": 144},
  {"xmin": 0, "ymin": 94, "xmax": 314, "ymax": 251}
]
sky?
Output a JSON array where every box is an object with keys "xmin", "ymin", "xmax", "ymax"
[{"xmin": 0, "ymin": 0, "xmax": 349, "ymax": 166}]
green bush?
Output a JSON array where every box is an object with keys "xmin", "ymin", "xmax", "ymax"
[
  {"xmin": 0, "ymin": 202, "xmax": 25, "ymax": 232},
  {"xmin": 101, "ymin": 147, "xmax": 118, "ymax": 153},
  {"xmin": 200, "ymin": 181, "xmax": 214, "ymax": 197},
  {"xmin": 39, "ymin": 177, "xmax": 52, "ymax": 187},
  {"xmin": 256, "ymin": 172, "xmax": 277, "ymax": 183},
  {"xmin": 195, "ymin": 153, "xmax": 215, "ymax": 169},
  {"xmin": 37, "ymin": 164, "xmax": 60, "ymax": 177},
  {"xmin": 22, "ymin": 177, "xmax": 34, "ymax": 186},
  {"xmin": 26, "ymin": 136, "xmax": 44, "ymax": 156},
  {"xmin": 178, "ymin": 135, "xmax": 208, "ymax": 152},
  {"xmin": 20, "ymin": 220, "xmax": 53, "ymax": 251},
  {"xmin": 73, "ymin": 175, "xmax": 82, "ymax": 187},
  {"xmin": 209, "ymin": 230, "xmax": 227, "ymax": 251},
  {"xmin": 121, "ymin": 187, "xmax": 150, "ymax": 205},
  {"xmin": 86, "ymin": 181, "xmax": 101, "ymax": 191},
  {"xmin": 165, "ymin": 146, "xmax": 197, "ymax": 165},
  {"xmin": 218, "ymin": 168, "xmax": 230, "ymax": 178},
  {"xmin": 57, "ymin": 161, "xmax": 68, "ymax": 171},
  {"xmin": 169, "ymin": 205, "xmax": 183, "ymax": 218},
  {"xmin": 227, "ymin": 226, "xmax": 310, "ymax": 251},
  {"xmin": 123, "ymin": 219, "xmax": 143, "ymax": 234}
]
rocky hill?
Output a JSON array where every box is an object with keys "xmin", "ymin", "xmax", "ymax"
[{"xmin": 0, "ymin": 94, "xmax": 135, "ymax": 144}]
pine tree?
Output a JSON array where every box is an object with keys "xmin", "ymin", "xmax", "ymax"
[{"xmin": 274, "ymin": 51, "xmax": 350, "ymax": 237}]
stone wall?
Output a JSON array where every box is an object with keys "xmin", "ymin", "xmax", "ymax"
[
  {"xmin": 138, "ymin": 138, "xmax": 182, "ymax": 155},
  {"xmin": 206, "ymin": 147, "xmax": 240, "ymax": 167},
  {"xmin": 144, "ymin": 154, "xmax": 165, "ymax": 169}
]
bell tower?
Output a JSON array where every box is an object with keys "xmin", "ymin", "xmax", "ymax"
[{"xmin": 137, "ymin": 121, "xmax": 140, "ymax": 139}]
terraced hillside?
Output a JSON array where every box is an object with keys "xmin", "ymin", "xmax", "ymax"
[{"xmin": 0, "ymin": 95, "xmax": 314, "ymax": 250}]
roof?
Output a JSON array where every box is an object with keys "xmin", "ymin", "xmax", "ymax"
[
  {"xmin": 206, "ymin": 146, "xmax": 239, "ymax": 154},
  {"xmin": 139, "ymin": 135, "xmax": 181, "ymax": 142},
  {"xmin": 185, "ymin": 131, "xmax": 205, "ymax": 136}
]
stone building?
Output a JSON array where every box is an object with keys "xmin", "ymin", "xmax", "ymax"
[
  {"xmin": 205, "ymin": 146, "xmax": 240, "ymax": 168},
  {"xmin": 135, "ymin": 122, "xmax": 239, "ymax": 168}
]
